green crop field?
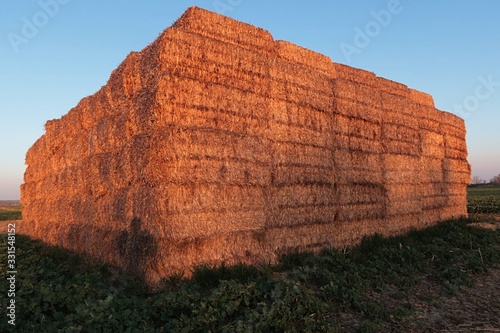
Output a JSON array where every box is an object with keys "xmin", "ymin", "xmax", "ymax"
[
  {"xmin": 467, "ymin": 186, "xmax": 500, "ymax": 214},
  {"xmin": 0, "ymin": 203, "xmax": 22, "ymax": 221}
]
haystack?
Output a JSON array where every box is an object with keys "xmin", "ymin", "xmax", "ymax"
[{"xmin": 21, "ymin": 6, "xmax": 470, "ymax": 285}]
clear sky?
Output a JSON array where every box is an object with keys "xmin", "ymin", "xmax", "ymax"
[{"xmin": 1, "ymin": 1, "xmax": 499, "ymax": 199}]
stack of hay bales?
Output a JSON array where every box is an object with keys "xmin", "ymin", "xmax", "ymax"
[{"xmin": 21, "ymin": 7, "xmax": 469, "ymax": 285}]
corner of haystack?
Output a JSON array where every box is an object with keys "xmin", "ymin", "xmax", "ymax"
[{"xmin": 21, "ymin": 6, "xmax": 470, "ymax": 285}]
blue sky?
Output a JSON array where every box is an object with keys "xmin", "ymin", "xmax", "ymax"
[{"xmin": 1, "ymin": 0, "xmax": 499, "ymax": 199}]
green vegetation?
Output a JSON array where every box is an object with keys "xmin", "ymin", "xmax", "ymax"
[
  {"xmin": 467, "ymin": 185, "xmax": 500, "ymax": 214},
  {"xmin": 0, "ymin": 204, "xmax": 22, "ymax": 221},
  {"xmin": 1, "ymin": 218, "xmax": 499, "ymax": 332}
]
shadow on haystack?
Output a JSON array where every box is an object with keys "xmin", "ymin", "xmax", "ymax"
[{"xmin": 116, "ymin": 217, "xmax": 158, "ymax": 281}]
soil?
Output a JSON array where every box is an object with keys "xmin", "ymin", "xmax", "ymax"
[
  {"xmin": 409, "ymin": 268, "xmax": 500, "ymax": 332},
  {"xmin": 469, "ymin": 213, "xmax": 500, "ymax": 231}
]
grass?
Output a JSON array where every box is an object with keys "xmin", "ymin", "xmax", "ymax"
[
  {"xmin": 0, "ymin": 204, "xmax": 22, "ymax": 221},
  {"xmin": 1, "ymin": 218, "xmax": 499, "ymax": 332},
  {"xmin": 467, "ymin": 185, "xmax": 500, "ymax": 214}
]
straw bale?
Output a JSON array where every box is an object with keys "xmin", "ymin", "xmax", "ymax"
[
  {"xmin": 443, "ymin": 169, "xmax": 471, "ymax": 185},
  {"xmin": 444, "ymin": 135, "xmax": 467, "ymax": 152},
  {"xmin": 446, "ymin": 183, "xmax": 468, "ymax": 197},
  {"xmin": 333, "ymin": 63, "xmax": 378, "ymax": 86},
  {"xmin": 440, "ymin": 206, "xmax": 467, "ymax": 221},
  {"xmin": 155, "ymin": 75, "xmax": 269, "ymax": 120},
  {"xmin": 25, "ymin": 136, "xmax": 47, "ymax": 168},
  {"xmin": 272, "ymin": 184, "xmax": 336, "ymax": 208},
  {"xmin": 335, "ymin": 150, "xmax": 383, "ymax": 172},
  {"xmin": 441, "ymin": 123, "xmax": 466, "ymax": 140},
  {"xmin": 384, "ymin": 213, "xmax": 429, "ymax": 234},
  {"xmin": 341, "ymin": 169, "xmax": 385, "ymax": 185},
  {"xmin": 109, "ymin": 188, "xmax": 132, "ymax": 225},
  {"xmin": 275, "ymin": 40, "xmax": 336, "ymax": 76},
  {"xmin": 409, "ymin": 89, "xmax": 435, "ymax": 107},
  {"xmin": 384, "ymin": 139, "xmax": 421, "ymax": 156},
  {"xmin": 348, "ymin": 117, "xmax": 381, "ymax": 140},
  {"xmin": 162, "ymin": 184, "xmax": 265, "ymax": 214},
  {"xmin": 21, "ymin": 6, "xmax": 470, "ymax": 285},
  {"xmin": 273, "ymin": 165, "xmax": 334, "ymax": 186},
  {"xmin": 447, "ymin": 195, "xmax": 467, "ymax": 207},
  {"xmin": 268, "ymin": 205, "xmax": 338, "ymax": 228},
  {"xmin": 263, "ymin": 223, "xmax": 339, "ymax": 253},
  {"xmin": 282, "ymin": 99, "xmax": 332, "ymax": 131},
  {"xmin": 350, "ymin": 136, "xmax": 383, "ymax": 154},
  {"xmin": 173, "ymin": 7, "xmax": 275, "ymax": 53},
  {"xmin": 91, "ymin": 115, "xmax": 129, "ymax": 153},
  {"xmin": 419, "ymin": 117, "xmax": 442, "ymax": 134},
  {"xmin": 386, "ymin": 184, "xmax": 420, "ymax": 200},
  {"xmin": 159, "ymin": 28, "xmax": 270, "ymax": 77},
  {"xmin": 332, "ymin": 133, "xmax": 350, "ymax": 150},
  {"xmin": 420, "ymin": 158, "xmax": 444, "ymax": 183},
  {"xmin": 382, "ymin": 154, "xmax": 421, "ymax": 173},
  {"xmin": 274, "ymin": 142, "xmax": 333, "ymax": 168},
  {"xmin": 107, "ymin": 51, "xmax": 143, "ymax": 107},
  {"xmin": 333, "ymin": 80, "xmax": 382, "ymax": 107},
  {"xmin": 277, "ymin": 102, "xmax": 332, "ymax": 132},
  {"xmin": 44, "ymin": 118, "xmax": 61, "ymax": 138},
  {"xmin": 152, "ymin": 231, "xmax": 271, "ymax": 281},
  {"xmin": 276, "ymin": 81, "xmax": 333, "ymax": 112},
  {"xmin": 155, "ymin": 103, "xmax": 250, "ymax": 137},
  {"xmin": 163, "ymin": 62, "xmax": 270, "ymax": 98},
  {"xmin": 421, "ymin": 130, "xmax": 445, "ymax": 158},
  {"xmin": 161, "ymin": 211, "xmax": 266, "ymax": 242},
  {"xmin": 441, "ymin": 111, "xmax": 465, "ymax": 129},
  {"xmin": 337, "ymin": 183, "xmax": 386, "ymax": 205},
  {"xmin": 419, "ymin": 182, "xmax": 447, "ymax": 197},
  {"xmin": 385, "ymin": 168, "xmax": 422, "ymax": 185},
  {"xmin": 444, "ymin": 148, "xmax": 468, "ymax": 161},
  {"xmin": 338, "ymin": 203, "xmax": 386, "ymax": 221},
  {"xmin": 382, "ymin": 123, "xmax": 420, "ymax": 143},
  {"xmin": 333, "ymin": 98, "xmax": 383, "ymax": 123},
  {"xmin": 377, "ymin": 77, "xmax": 409, "ymax": 97},
  {"xmin": 269, "ymin": 58, "xmax": 332, "ymax": 94},
  {"xmin": 265, "ymin": 122, "xmax": 332, "ymax": 148},
  {"xmin": 154, "ymin": 158, "xmax": 271, "ymax": 186},
  {"xmin": 268, "ymin": 98, "xmax": 289, "ymax": 123},
  {"xmin": 381, "ymin": 92, "xmax": 418, "ymax": 116},
  {"xmin": 418, "ymin": 209, "xmax": 442, "ymax": 226},
  {"xmin": 421, "ymin": 195, "xmax": 448, "ymax": 210},
  {"xmin": 74, "ymin": 96, "xmax": 99, "ymax": 131},
  {"xmin": 386, "ymin": 199, "xmax": 422, "ymax": 216},
  {"xmin": 154, "ymin": 127, "xmax": 272, "ymax": 164},
  {"xmin": 332, "ymin": 114, "xmax": 350, "ymax": 135}
]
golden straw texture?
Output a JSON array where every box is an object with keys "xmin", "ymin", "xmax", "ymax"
[{"xmin": 21, "ymin": 6, "xmax": 470, "ymax": 285}]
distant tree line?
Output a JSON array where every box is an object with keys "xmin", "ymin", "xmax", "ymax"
[{"xmin": 471, "ymin": 174, "xmax": 500, "ymax": 185}]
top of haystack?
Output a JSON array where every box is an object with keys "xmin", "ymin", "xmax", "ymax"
[
  {"xmin": 169, "ymin": 6, "xmax": 434, "ymax": 106},
  {"xmin": 172, "ymin": 6, "xmax": 276, "ymax": 53}
]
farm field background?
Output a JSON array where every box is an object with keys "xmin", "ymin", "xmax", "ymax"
[
  {"xmin": 0, "ymin": 201, "xmax": 21, "ymax": 221},
  {"xmin": 467, "ymin": 186, "xmax": 500, "ymax": 214}
]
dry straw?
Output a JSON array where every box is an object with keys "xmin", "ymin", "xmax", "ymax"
[{"xmin": 21, "ymin": 6, "xmax": 470, "ymax": 286}]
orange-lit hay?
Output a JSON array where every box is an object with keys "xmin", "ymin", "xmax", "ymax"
[{"xmin": 21, "ymin": 6, "xmax": 470, "ymax": 285}]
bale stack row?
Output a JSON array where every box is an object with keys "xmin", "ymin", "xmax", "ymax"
[{"xmin": 21, "ymin": 6, "xmax": 470, "ymax": 285}]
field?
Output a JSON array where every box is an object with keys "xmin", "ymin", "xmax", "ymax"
[
  {"xmin": 0, "ymin": 201, "xmax": 21, "ymax": 221},
  {"xmin": 467, "ymin": 186, "xmax": 500, "ymax": 214},
  {"xmin": 0, "ymin": 190, "xmax": 499, "ymax": 332}
]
